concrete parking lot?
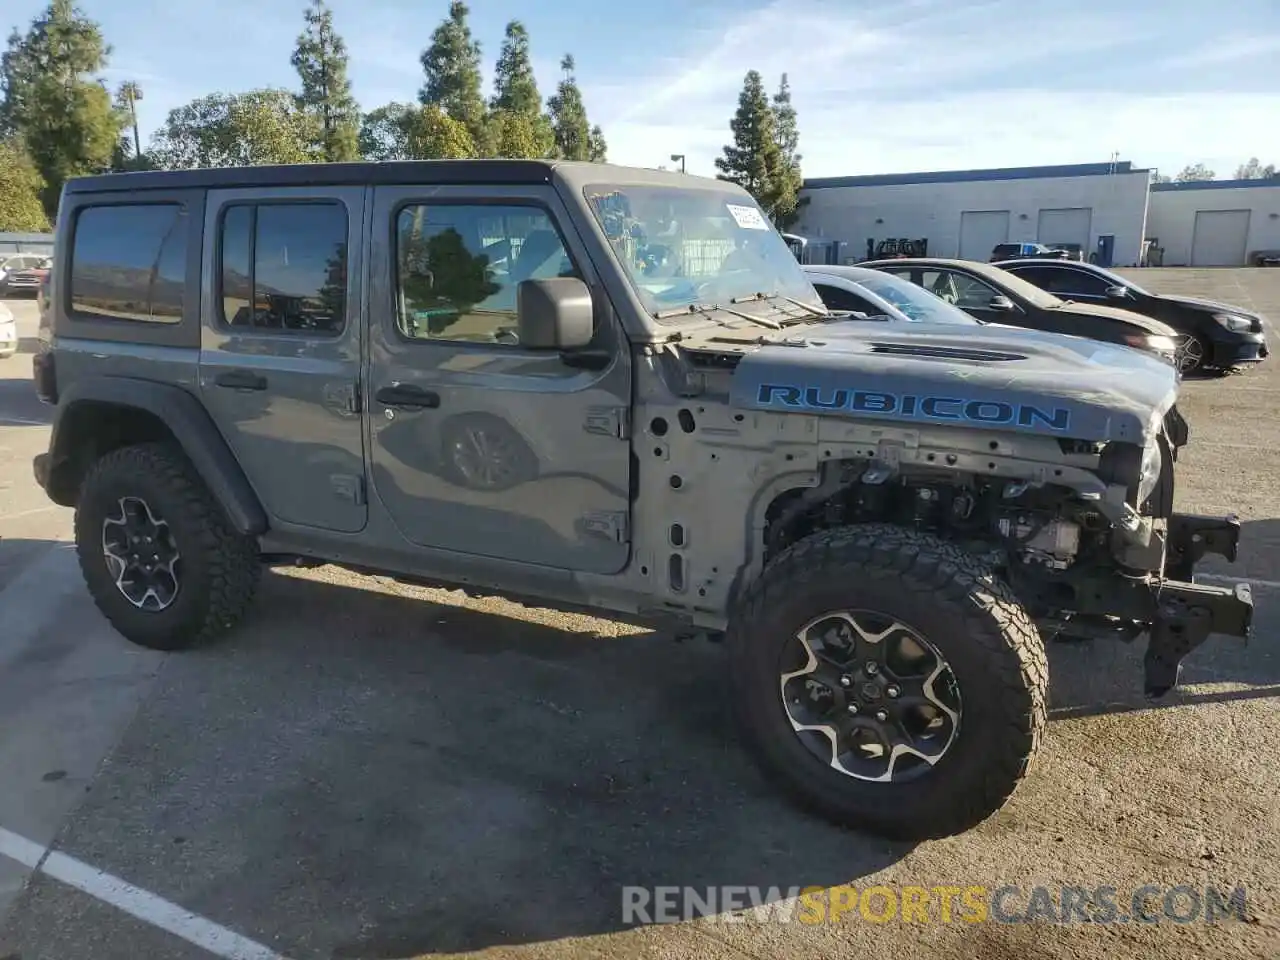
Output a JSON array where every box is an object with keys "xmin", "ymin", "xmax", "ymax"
[{"xmin": 1, "ymin": 270, "xmax": 1279, "ymax": 959}]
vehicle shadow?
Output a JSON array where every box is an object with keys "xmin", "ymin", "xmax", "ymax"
[
  {"xmin": 0, "ymin": 358, "xmax": 48, "ymax": 425},
  {"xmin": 8, "ymin": 520, "xmax": 1277, "ymax": 957},
  {"xmin": 31, "ymin": 557, "xmax": 912, "ymax": 958}
]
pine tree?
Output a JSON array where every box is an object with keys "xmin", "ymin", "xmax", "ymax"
[
  {"xmin": 490, "ymin": 21, "xmax": 539, "ymax": 115},
  {"xmin": 419, "ymin": 1, "xmax": 488, "ymax": 151},
  {"xmin": 715, "ymin": 70, "xmax": 783, "ymax": 214},
  {"xmin": 488, "ymin": 20, "xmax": 551, "ymax": 158},
  {"xmin": 587, "ymin": 124, "xmax": 607, "ymax": 162},
  {"xmin": 0, "ymin": 0, "xmax": 122, "ymax": 218},
  {"xmin": 291, "ymin": 0, "xmax": 359, "ymax": 162},
  {"xmin": 770, "ymin": 73, "xmax": 804, "ymax": 229},
  {"xmin": 547, "ymin": 55, "xmax": 591, "ymax": 161}
]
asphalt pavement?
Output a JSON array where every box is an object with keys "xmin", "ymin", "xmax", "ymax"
[{"xmin": 1, "ymin": 271, "xmax": 1279, "ymax": 959}]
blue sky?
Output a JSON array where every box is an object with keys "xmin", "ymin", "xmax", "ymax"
[{"xmin": 8, "ymin": 0, "xmax": 1280, "ymax": 179}]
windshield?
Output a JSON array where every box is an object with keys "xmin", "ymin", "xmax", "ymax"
[
  {"xmin": 583, "ymin": 184, "xmax": 820, "ymax": 319},
  {"xmin": 852, "ymin": 273, "xmax": 978, "ymax": 325}
]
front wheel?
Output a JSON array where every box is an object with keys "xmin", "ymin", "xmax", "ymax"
[
  {"xmin": 727, "ymin": 524, "xmax": 1047, "ymax": 840},
  {"xmin": 1176, "ymin": 334, "xmax": 1208, "ymax": 374}
]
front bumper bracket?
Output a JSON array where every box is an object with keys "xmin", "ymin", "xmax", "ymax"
[
  {"xmin": 1165, "ymin": 512, "xmax": 1241, "ymax": 582},
  {"xmin": 1143, "ymin": 578, "xmax": 1253, "ymax": 699}
]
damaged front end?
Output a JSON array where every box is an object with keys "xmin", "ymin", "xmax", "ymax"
[{"xmin": 1023, "ymin": 405, "xmax": 1253, "ymax": 699}]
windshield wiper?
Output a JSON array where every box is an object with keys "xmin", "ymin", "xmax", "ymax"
[
  {"xmin": 731, "ymin": 291, "xmax": 829, "ymax": 320},
  {"xmin": 653, "ymin": 302, "xmax": 781, "ymax": 329}
]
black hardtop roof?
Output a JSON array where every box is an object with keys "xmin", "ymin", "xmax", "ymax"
[{"xmin": 62, "ymin": 158, "xmax": 727, "ymax": 195}]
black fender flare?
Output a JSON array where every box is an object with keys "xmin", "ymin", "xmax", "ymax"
[{"xmin": 48, "ymin": 377, "xmax": 268, "ymax": 536}]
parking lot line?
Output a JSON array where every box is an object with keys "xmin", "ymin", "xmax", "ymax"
[
  {"xmin": 0, "ymin": 826, "xmax": 292, "ymax": 960},
  {"xmin": 0, "ymin": 416, "xmax": 47, "ymax": 426}
]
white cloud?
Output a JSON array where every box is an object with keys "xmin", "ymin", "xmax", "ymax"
[{"xmin": 585, "ymin": 0, "xmax": 1280, "ymax": 177}]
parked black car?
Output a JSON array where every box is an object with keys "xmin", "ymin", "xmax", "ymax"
[
  {"xmin": 998, "ymin": 258, "xmax": 1268, "ymax": 374},
  {"xmin": 861, "ymin": 257, "xmax": 1183, "ymax": 365}
]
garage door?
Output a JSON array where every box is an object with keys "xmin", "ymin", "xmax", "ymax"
[
  {"xmin": 958, "ymin": 210, "xmax": 1010, "ymax": 260},
  {"xmin": 1191, "ymin": 210, "xmax": 1250, "ymax": 266},
  {"xmin": 1037, "ymin": 207, "xmax": 1092, "ymax": 249}
]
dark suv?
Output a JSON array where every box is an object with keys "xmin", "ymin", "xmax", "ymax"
[
  {"xmin": 29, "ymin": 160, "xmax": 1253, "ymax": 841},
  {"xmin": 990, "ymin": 242, "xmax": 1069, "ymax": 263}
]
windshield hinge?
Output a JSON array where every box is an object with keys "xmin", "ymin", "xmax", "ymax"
[{"xmin": 579, "ymin": 510, "xmax": 630, "ymax": 542}]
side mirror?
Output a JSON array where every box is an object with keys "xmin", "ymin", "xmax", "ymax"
[
  {"xmin": 517, "ymin": 277, "xmax": 593, "ymax": 350},
  {"xmin": 988, "ymin": 294, "xmax": 1015, "ymax": 311},
  {"xmin": 1104, "ymin": 284, "xmax": 1129, "ymax": 299}
]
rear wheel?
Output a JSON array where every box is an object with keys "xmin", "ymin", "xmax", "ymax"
[
  {"xmin": 74, "ymin": 443, "xmax": 261, "ymax": 651},
  {"xmin": 727, "ymin": 524, "xmax": 1047, "ymax": 839}
]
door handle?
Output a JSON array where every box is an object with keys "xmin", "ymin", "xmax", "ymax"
[
  {"xmin": 375, "ymin": 384, "xmax": 440, "ymax": 410},
  {"xmin": 214, "ymin": 370, "xmax": 268, "ymax": 391}
]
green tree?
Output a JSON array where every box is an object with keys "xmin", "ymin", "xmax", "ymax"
[
  {"xmin": 0, "ymin": 139, "xmax": 50, "ymax": 231},
  {"xmin": 490, "ymin": 20, "xmax": 539, "ymax": 115},
  {"xmin": 770, "ymin": 72, "xmax": 804, "ymax": 229},
  {"xmin": 149, "ymin": 89, "xmax": 317, "ymax": 169},
  {"xmin": 359, "ymin": 102, "xmax": 417, "ymax": 160},
  {"xmin": 291, "ymin": 0, "xmax": 359, "ymax": 162},
  {"xmin": 488, "ymin": 20, "xmax": 552, "ymax": 157},
  {"xmin": 715, "ymin": 70, "xmax": 784, "ymax": 216},
  {"xmin": 419, "ymin": 1, "xmax": 488, "ymax": 151},
  {"xmin": 404, "ymin": 103, "xmax": 475, "ymax": 159},
  {"xmin": 587, "ymin": 124, "xmax": 607, "ymax": 162},
  {"xmin": 489, "ymin": 110, "xmax": 541, "ymax": 159},
  {"xmin": 0, "ymin": 1, "xmax": 122, "ymax": 217},
  {"xmin": 547, "ymin": 55, "xmax": 591, "ymax": 160}
]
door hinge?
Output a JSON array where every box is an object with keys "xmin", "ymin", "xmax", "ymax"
[
  {"xmin": 579, "ymin": 510, "xmax": 630, "ymax": 543},
  {"xmin": 584, "ymin": 406, "xmax": 630, "ymax": 439},
  {"xmin": 330, "ymin": 474, "xmax": 365, "ymax": 505},
  {"xmin": 323, "ymin": 381, "xmax": 361, "ymax": 415}
]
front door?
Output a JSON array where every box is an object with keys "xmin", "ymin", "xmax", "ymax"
[
  {"xmin": 198, "ymin": 187, "xmax": 367, "ymax": 533},
  {"xmin": 366, "ymin": 184, "xmax": 632, "ymax": 574}
]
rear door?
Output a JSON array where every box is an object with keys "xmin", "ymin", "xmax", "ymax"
[{"xmin": 198, "ymin": 187, "xmax": 368, "ymax": 533}]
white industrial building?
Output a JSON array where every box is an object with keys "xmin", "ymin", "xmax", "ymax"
[
  {"xmin": 793, "ymin": 160, "xmax": 1280, "ymax": 268},
  {"xmin": 1146, "ymin": 180, "xmax": 1280, "ymax": 266}
]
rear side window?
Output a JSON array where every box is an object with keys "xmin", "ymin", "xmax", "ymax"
[
  {"xmin": 70, "ymin": 204, "xmax": 187, "ymax": 323},
  {"xmin": 218, "ymin": 202, "xmax": 347, "ymax": 334}
]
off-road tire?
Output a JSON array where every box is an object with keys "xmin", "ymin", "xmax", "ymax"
[
  {"xmin": 727, "ymin": 523, "xmax": 1047, "ymax": 840},
  {"xmin": 74, "ymin": 442, "xmax": 261, "ymax": 651}
]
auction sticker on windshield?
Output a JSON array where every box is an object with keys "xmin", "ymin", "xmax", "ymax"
[{"xmin": 727, "ymin": 203, "xmax": 770, "ymax": 230}]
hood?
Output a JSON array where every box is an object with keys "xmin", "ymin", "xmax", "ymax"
[
  {"xmin": 1049, "ymin": 301, "xmax": 1180, "ymax": 337},
  {"xmin": 1157, "ymin": 293, "xmax": 1261, "ymax": 321},
  {"xmin": 713, "ymin": 320, "xmax": 1178, "ymax": 445}
]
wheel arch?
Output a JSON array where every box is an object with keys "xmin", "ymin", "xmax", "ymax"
[{"xmin": 45, "ymin": 377, "xmax": 268, "ymax": 536}]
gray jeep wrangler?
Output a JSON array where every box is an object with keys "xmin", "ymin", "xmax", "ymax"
[{"xmin": 31, "ymin": 160, "xmax": 1252, "ymax": 840}]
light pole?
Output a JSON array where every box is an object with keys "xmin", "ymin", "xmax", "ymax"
[{"xmin": 670, "ymin": 153, "xmax": 686, "ymax": 173}]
